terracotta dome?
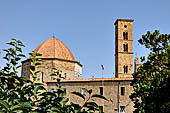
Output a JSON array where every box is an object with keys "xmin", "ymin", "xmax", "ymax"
[{"xmin": 32, "ymin": 37, "xmax": 75, "ymax": 61}]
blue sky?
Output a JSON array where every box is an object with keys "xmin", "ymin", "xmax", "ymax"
[{"xmin": 0, "ymin": 0, "xmax": 170, "ymax": 78}]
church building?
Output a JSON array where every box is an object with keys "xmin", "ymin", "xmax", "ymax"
[{"xmin": 22, "ymin": 19, "xmax": 137, "ymax": 113}]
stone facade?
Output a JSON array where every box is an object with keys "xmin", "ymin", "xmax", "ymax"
[
  {"xmin": 22, "ymin": 58, "xmax": 82, "ymax": 82},
  {"xmin": 47, "ymin": 78, "xmax": 134, "ymax": 113},
  {"xmin": 115, "ymin": 19, "xmax": 134, "ymax": 78},
  {"xmin": 21, "ymin": 19, "xmax": 137, "ymax": 113}
]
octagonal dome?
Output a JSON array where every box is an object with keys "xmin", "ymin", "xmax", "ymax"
[{"xmin": 33, "ymin": 37, "xmax": 75, "ymax": 61}]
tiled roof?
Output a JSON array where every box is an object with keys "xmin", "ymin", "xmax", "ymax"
[{"xmin": 32, "ymin": 37, "xmax": 75, "ymax": 61}]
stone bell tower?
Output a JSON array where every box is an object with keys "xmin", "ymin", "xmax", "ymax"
[{"xmin": 114, "ymin": 19, "xmax": 134, "ymax": 78}]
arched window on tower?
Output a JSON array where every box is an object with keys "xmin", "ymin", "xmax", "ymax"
[
  {"xmin": 123, "ymin": 65, "xmax": 128, "ymax": 73},
  {"xmin": 126, "ymin": 32, "xmax": 128, "ymax": 40},
  {"xmin": 126, "ymin": 66, "xmax": 128, "ymax": 73},
  {"xmin": 123, "ymin": 32, "xmax": 126, "ymax": 40},
  {"xmin": 123, "ymin": 44, "xmax": 128, "ymax": 52},
  {"xmin": 126, "ymin": 44, "xmax": 128, "ymax": 52},
  {"xmin": 123, "ymin": 32, "xmax": 128, "ymax": 40},
  {"xmin": 123, "ymin": 44, "xmax": 125, "ymax": 52}
]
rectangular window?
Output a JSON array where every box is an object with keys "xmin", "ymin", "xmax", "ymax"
[
  {"xmin": 82, "ymin": 88, "xmax": 86, "ymax": 95},
  {"xmin": 126, "ymin": 44, "xmax": 128, "ymax": 52},
  {"xmin": 123, "ymin": 44, "xmax": 126, "ymax": 52},
  {"xmin": 123, "ymin": 66, "xmax": 128, "ymax": 73},
  {"xmin": 114, "ymin": 109, "xmax": 118, "ymax": 113},
  {"xmin": 123, "ymin": 44, "xmax": 128, "ymax": 52},
  {"xmin": 51, "ymin": 88, "xmax": 54, "ymax": 92},
  {"xmin": 121, "ymin": 87, "xmax": 125, "ymax": 96},
  {"xmin": 126, "ymin": 32, "xmax": 128, "ymax": 40},
  {"xmin": 120, "ymin": 106, "xmax": 125, "ymax": 113},
  {"xmin": 123, "ymin": 32, "xmax": 126, "ymax": 40},
  {"xmin": 40, "ymin": 72, "xmax": 44, "ymax": 83},
  {"xmin": 63, "ymin": 88, "xmax": 66, "ymax": 95},
  {"xmin": 100, "ymin": 87, "xmax": 103, "ymax": 95},
  {"xmin": 123, "ymin": 32, "xmax": 128, "ymax": 40},
  {"xmin": 126, "ymin": 66, "xmax": 128, "ymax": 73}
]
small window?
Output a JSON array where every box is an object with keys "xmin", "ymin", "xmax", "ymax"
[
  {"xmin": 123, "ymin": 32, "xmax": 128, "ymax": 40},
  {"xmin": 64, "ymin": 73, "xmax": 67, "ymax": 79},
  {"xmin": 123, "ymin": 65, "xmax": 128, "ymax": 73},
  {"xmin": 40, "ymin": 72, "xmax": 44, "ymax": 83},
  {"xmin": 114, "ymin": 109, "xmax": 118, "ymax": 113},
  {"xmin": 123, "ymin": 44, "xmax": 128, "ymax": 52},
  {"xmin": 126, "ymin": 32, "xmax": 128, "ymax": 40},
  {"xmin": 121, "ymin": 87, "xmax": 125, "ymax": 96},
  {"xmin": 100, "ymin": 87, "xmax": 103, "ymax": 95},
  {"xmin": 63, "ymin": 88, "xmax": 66, "ymax": 95},
  {"xmin": 82, "ymin": 88, "xmax": 86, "ymax": 95},
  {"xmin": 126, "ymin": 66, "xmax": 128, "ymax": 73},
  {"xmin": 123, "ymin": 44, "xmax": 125, "ymax": 52},
  {"xmin": 120, "ymin": 106, "xmax": 125, "ymax": 113},
  {"xmin": 51, "ymin": 88, "xmax": 54, "ymax": 92},
  {"xmin": 123, "ymin": 32, "xmax": 126, "ymax": 40}
]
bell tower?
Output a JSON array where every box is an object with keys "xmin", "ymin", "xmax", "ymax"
[{"xmin": 114, "ymin": 19, "xmax": 134, "ymax": 78}]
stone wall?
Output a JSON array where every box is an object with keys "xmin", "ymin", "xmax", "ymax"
[
  {"xmin": 115, "ymin": 19, "xmax": 134, "ymax": 78},
  {"xmin": 21, "ymin": 58, "xmax": 82, "ymax": 82},
  {"xmin": 47, "ymin": 79, "xmax": 134, "ymax": 113}
]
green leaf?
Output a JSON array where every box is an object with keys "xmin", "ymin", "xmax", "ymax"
[
  {"xmin": 99, "ymin": 106, "xmax": 104, "ymax": 113},
  {"xmin": 11, "ymin": 102, "xmax": 32, "ymax": 112},
  {"xmin": 0, "ymin": 100, "xmax": 9, "ymax": 111},
  {"xmin": 35, "ymin": 71, "xmax": 41, "ymax": 75},
  {"xmin": 7, "ymin": 41, "xmax": 15, "ymax": 46},
  {"xmin": 36, "ymin": 53, "xmax": 42, "ymax": 56},
  {"xmin": 34, "ymin": 85, "xmax": 46, "ymax": 93},
  {"xmin": 72, "ymin": 91, "xmax": 85, "ymax": 100},
  {"xmin": 0, "ymin": 89, "xmax": 7, "ymax": 99},
  {"xmin": 17, "ymin": 54, "xmax": 26, "ymax": 57},
  {"xmin": 87, "ymin": 89, "xmax": 92, "ymax": 95},
  {"xmin": 30, "ymin": 66, "xmax": 35, "ymax": 71},
  {"xmin": 60, "ymin": 98, "xmax": 69, "ymax": 106},
  {"xmin": 11, "ymin": 38, "xmax": 16, "ymax": 41},
  {"xmin": 91, "ymin": 94, "xmax": 108, "ymax": 101},
  {"xmin": 140, "ymin": 56, "xmax": 145, "ymax": 62},
  {"xmin": 31, "ymin": 58, "xmax": 38, "ymax": 62},
  {"xmin": 18, "ymin": 43, "xmax": 25, "ymax": 46},
  {"xmin": 35, "ymin": 62, "xmax": 41, "ymax": 66},
  {"xmin": 85, "ymin": 102, "xmax": 98, "ymax": 108},
  {"xmin": 16, "ymin": 47, "xmax": 22, "ymax": 52},
  {"xmin": 32, "ymin": 74, "xmax": 37, "ymax": 78}
]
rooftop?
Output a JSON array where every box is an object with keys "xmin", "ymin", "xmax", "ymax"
[
  {"xmin": 32, "ymin": 37, "xmax": 75, "ymax": 61},
  {"xmin": 114, "ymin": 19, "xmax": 134, "ymax": 25},
  {"xmin": 45, "ymin": 77, "xmax": 133, "ymax": 83}
]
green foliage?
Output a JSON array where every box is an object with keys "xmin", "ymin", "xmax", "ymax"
[
  {"xmin": 130, "ymin": 30, "xmax": 170, "ymax": 113},
  {"xmin": 72, "ymin": 89, "xmax": 107, "ymax": 113},
  {"xmin": 0, "ymin": 39, "xmax": 107, "ymax": 113}
]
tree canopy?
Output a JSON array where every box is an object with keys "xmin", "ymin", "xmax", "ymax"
[{"xmin": 130, "ymin": 30, "xmax": 170, "ymax": 113}]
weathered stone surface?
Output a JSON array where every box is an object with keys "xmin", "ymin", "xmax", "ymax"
[
  {"xmin": 115, "ymin": 19, "xmax": 134, "ymax": 78},
  {"xmin": 47, "ymin": 78, "xmax": 134, "ymax": 113}
]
